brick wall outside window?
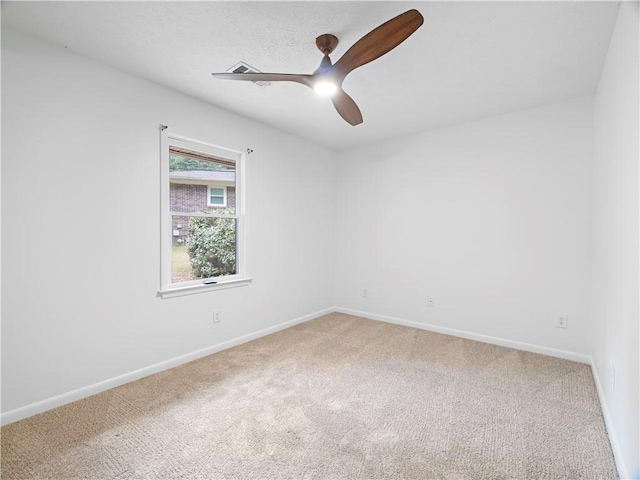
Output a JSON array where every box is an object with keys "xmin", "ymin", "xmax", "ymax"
[{"xmin": 170, "ymin": 183, "xmax": 235, "ymax": 244}]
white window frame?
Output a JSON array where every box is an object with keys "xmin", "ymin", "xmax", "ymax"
[
  {"xmin": 159, "ymin": 129, "xmax": 250, "ymax": 298},
  {"xmin": 207, "ymin": 186, "xmax": 227, "ymax": 207}
]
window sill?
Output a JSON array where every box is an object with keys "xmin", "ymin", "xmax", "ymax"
[{"xmin": 158, "ymin": 277, "xmax": 252, "ymax": 299}]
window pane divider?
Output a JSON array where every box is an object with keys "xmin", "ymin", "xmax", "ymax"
[{"xmin": 169, "ymin": 211, "xmax": 239, "ymax": 219}]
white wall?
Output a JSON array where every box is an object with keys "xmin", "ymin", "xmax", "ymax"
[
  {"xmin": 3, "ymin": 12, "xmax": 638, "ymax": 475},
  {"xmin": 1, "ymin": 29, "xmax": 336, "ymax": 415},
  {"xmin": 592, "ymin": 3, "xmax": 640, "ymax": 479},
  {"xmin": 335, "ymin": 96, "xmax": 595, "ymax": 357}
]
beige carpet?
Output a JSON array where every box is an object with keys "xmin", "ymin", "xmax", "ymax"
[{"xmin": 1, "ymin": 313, "xmax": 618, "ymax": 479}]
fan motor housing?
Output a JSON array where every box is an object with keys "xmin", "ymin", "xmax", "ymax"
[{"xmin": 315, "ymin": 34, "xmax": 339, "ymax": 54}]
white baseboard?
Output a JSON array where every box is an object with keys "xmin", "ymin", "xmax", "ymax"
[
  {"xmin": 590, "ymin": 358, "xmax": 630, "ymax": 480},
  {"xmin": 0, "ymin": 307, "xmax": 333, "ymax": 426},
  {"xmin": 334, "ymin": 307, "xmax": 591, "ymax": 364}
]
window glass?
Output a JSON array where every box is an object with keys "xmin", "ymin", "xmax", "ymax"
[
  {"xmin": 209, "ymin": 187, "xmax": 225, "ymax": 206},
  {"xmin": 161, "ymin": 133, "xmax": 244, "ymax": 293},
  {"xmin": 171, "ymin": 215, "xmax": 237, "ymax": 283}
]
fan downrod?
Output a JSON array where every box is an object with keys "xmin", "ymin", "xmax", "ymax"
[{"xmin": 315, "ymin": 34, "xmax": 339, "ymax": 55}]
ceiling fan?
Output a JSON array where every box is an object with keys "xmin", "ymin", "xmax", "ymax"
[{"xmin": 211, "ymin": 9, "xmax": 424, "ymax": 126}]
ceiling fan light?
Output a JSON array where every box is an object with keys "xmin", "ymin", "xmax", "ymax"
[{"xmin": 314, "ymin": 81, "xmax": 337, "ymax": 96}]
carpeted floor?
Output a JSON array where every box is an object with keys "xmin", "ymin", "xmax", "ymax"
[{"xmin": 1, "ymin": 313, "xmax": 618, "ymax": 479}]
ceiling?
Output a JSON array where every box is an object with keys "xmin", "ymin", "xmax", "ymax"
[{"xmin": 2, "ymin": 1, "xmax": 620, "ymax": 151}]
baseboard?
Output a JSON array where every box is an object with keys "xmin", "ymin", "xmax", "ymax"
[
  {"xmin": 334, "ymin": 307, "xmax": 591, "ymax": 364},
  {"xmin": 590, "ymin": 358, "xmax": 631, "ymax": 480},
  {"xmin": 0, "ymin": 307, "xmax": 334, "ymax": 426}
]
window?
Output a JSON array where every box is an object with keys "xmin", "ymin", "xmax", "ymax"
[
  {"xmin": 208, "ymin": 186, "xmax": 227, "ymax": 206},
  {"xmin": 159, "ymin": 129, "xmax": 250, "ymax": 297}
]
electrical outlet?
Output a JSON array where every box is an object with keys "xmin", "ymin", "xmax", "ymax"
[
  {"xmin": 427, "ymin": 297, "xmax": 435, "ymax": 308},
  {"xmin": 362, "ymin": 288, "xmax": 369, "ymax": 298},
  {"xmin": 213, "ymin": 311, "xmax": 221, "ymax": 323},
  {"xmin": 556, "ymin": 314, "xmax": 568, "ymax": 329}
]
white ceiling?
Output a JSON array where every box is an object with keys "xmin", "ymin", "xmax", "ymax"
[{"xmin": 2, "ymin": 1, "xmax": 620, "ymax": 151}]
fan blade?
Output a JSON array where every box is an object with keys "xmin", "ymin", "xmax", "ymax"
[
  {"xmin": 333, "ymin": 9, "xmax": 423, "ymax": 80},
  {"xmin": 212, "ymin": 72, "xmax": 313, "ymax": 87},
  {"xmin": 331, "ymin": 88, "xmax": 363, "ymax": 126}
]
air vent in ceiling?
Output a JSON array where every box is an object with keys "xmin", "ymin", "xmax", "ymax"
[{"xmin": 226, "ymin": 62, "xmax": 271, "ymax": 88}]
